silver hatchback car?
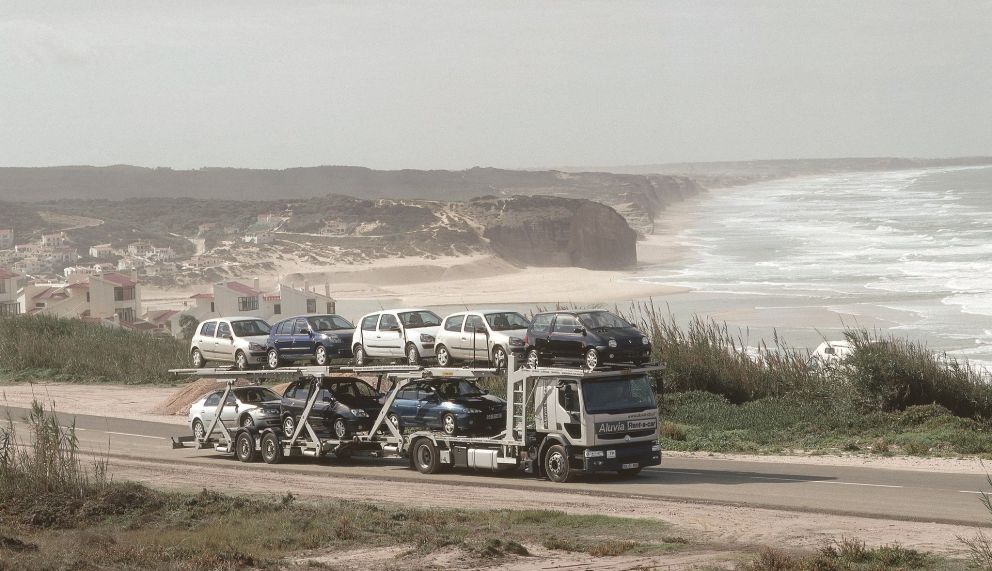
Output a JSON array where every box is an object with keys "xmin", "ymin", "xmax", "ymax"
[
  {"xmin": 434, "ymin": 310, "xmax": 530, "ymax": 369},
  {"xmin": 189, "ymin": 317, "xmax": 271, "ymax": 370}
]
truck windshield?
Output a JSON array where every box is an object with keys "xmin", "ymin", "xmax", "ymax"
[{"xmin": 581, "ymin": 375, "xmax": 656, "ymax": 414}]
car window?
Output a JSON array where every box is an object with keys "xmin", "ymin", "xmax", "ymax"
[
  {"xmin": 576, "ymin": 311, "xmax": 632, "ymax": 329},
  {"xmin": 464, "ymin": 315, "xmax": 484, "ymax": 332},
  {"xmin": 294, "ymin": 318, "xmax": 310, "ymax": 334},
  {"xmin": 308, "ymin": 315, "xmax": 354, "ymax": 331},
  {"xmin": 216, "ymin": 322, "xmax": 231, "ymax": 338},
  {"xmin": 200, "ymin": 321, "xmax": 217, "ymax": 337},
  {"xmin": 398, "ymin": 310, "xmax": 441, "ymax": 328},
  {"xmin": 397, "ymin": 384, "xmax": 419, "ymax": 400},
  {"xmin": 293, "ymin": 384, "xmax": 312, "ymax": 400},
  {"xmin": 224, "ymin": 392, "xmax": 236, "ymax": 405},
  {"xmin": 362, "ymin": 315, "xmax": 378, "ymax": 331},
  {"xmin": 204, "ymin": 392, "xmax": 221, "ymax": 407},
  {"xmin": 235, "ymin": 387, "xmax": 278, "ymax": 403},
  {"xmin": 231, "ymin": 319, "xmax": 270, "ymax": 337},
  {"xmin": 443, "ymin": 315, "xmax": 464, "ymax": 332},
  {"xmin": 276, "ymin": 321, "xmax": 293, "ymax": 335},
  {"xmin": 379, "ymin": 314, "xmax": 399, "ymax": 330},
  {"xmin": 530, "ymin": 314, "xmax": 552, "ymax": 334},
  {"xmin": 485, "ymin": 312, "xmax": 529, "ymax": 331},
  {"xmin": 553, "ymin": 315, "xmax": 581, "ymax": 334}
]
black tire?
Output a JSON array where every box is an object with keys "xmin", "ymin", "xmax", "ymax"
[
  {"xmin": 266, "ymin": 348, "xmax": 281, "ymax": 370},
  {"xmin": 240, "ymin": 414, "xmax": 254, "ymax": 429},
  {"xmin": 406, "ymin": 344, "xmax": 421, "ymax": 366},
  {"xmin": 544, "ymin": 444, "xmax": 576, "ymax": 483},
  {"xmin": 332, "ymin": 417, "xmax": 348, "ymax": 440},
  {"xmin": 191, "ymin": 348, "xmax": 206, "ymax": 369},
  {"xmin": 526, "ymin": 349, "xmax": 541, "ymax": 369},
  {"xmin": 492, "ymin": 346, "xmax": 508, "ymax": 371},
  {"xmin": 315, "ymin": 345, "xmax": 329, "ymax": 366},
  {"xmin": 260, "ymin": 432, "xmax": 283, "ymax": 465},
  {"xmin": 435, "ymin": 344, "xmax": 452, "ymax": 367},
  {"xmin": 412, "ymin": 438, "xmax": 442, "ymax": 474},
  {"xmin": 353, "ymin": 344, "xmax": 367, "ymax": 366},
  {"xmin": 235, "ymin": 431, "xmax": 258, "ymax": 463},
  {"xmin": 584, "ymin": 348, "xmax": 599, "ymax": 370},
  {"xmin": 235, "ymin": 350, "xmax": 249, "ymax": 371},
  {"xmin": 440, "ymin": 413, "xmax": 458, "ymax": 436},
  {"xmin": 282, "ymin": 415, "xmax": 296, "ymax": 438},
  {"xmin": 191, "ymin": 418, "xmax": 206, "ymax": 441},
  {"xmin": 617, "ymin": 467, "xmax": 642, "ymax": 478}
]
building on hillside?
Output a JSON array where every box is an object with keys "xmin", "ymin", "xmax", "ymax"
[
  {"xmin": 64, "ymin": 266, "xmax": 96, "ymax": 280},
  {"xmin": 127, "ymin": 241, "xmax": 154, "ymax": 257},
  {"xmin": 89, "ymin": 244, "xmax": 114, "ymax": 259},
  {"xmin": 19, "ymin": 282, "xmax": 88, "ymax": 317},
  {"xmin": 89, "ymin": 272, "xmax": 142, "ymax": 323},
  {"xmin": 0, "ymin": 229, "xmax": 13, "ymax": 250},
  {"xmin": 273, "ymin": 283, "xmax": 335, "ymax": 317},
  {"xmin": 214, "ymin": 280, "xmax": 265, "ymax": 317},
  {"xmin": 198, "ymin": 222, "xmax": 218, "ymax": 234},
  {"xmin": 13, "ymin": 257, "xmax": 45, "ymax": 275},
  {"xmin": 180, "ymin": 281, "xmax": 336, "ymax": 323},
  {"xmin": 41, "ymin": 232, "xmax": 67, "ymax": 247},
  {"xmin": 184, "ymin": 292, "xmax": 216, "ymax": 321},
  {"xmin": 0, "ymin": 269, "xmax": 20, "ymax": 316},
  {"xmin": 243, "ymin": 231, "xmax": 274, "ymax": 245},
  {"xmin": 152, "ymin": 247, "xmax": 176, "ymax": 260},
  {"xmin": 143, "ymin": 309, "xmax": 181, "ymax": 337},
  {"xmin": 47, "ymin": 247, "xmax": 79, "ymax": 264},
  {"xmin": 117, "ymin": 256, "xmax": 145, "ymax": 271}
]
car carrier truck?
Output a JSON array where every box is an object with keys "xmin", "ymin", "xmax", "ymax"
[{"xmin": 170, "ymin": 356, "xmax": 663, "ymax": 482}]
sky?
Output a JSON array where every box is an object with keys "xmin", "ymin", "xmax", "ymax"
[{"xmin": 1, "ymin": 1, "xmax": 990, "ymax": 170}]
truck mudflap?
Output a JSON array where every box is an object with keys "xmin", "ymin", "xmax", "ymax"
[{"xmin": 580, "ymin": 441, "xmax": 662, "ymax": 472}]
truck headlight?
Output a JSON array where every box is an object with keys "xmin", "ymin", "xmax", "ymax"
[
  {"xmin": 420, "ymin": 334, "xmax": 435, "ymax": 343},
  {"xmin": 642, "ymin": 337, "xmax": 650, "ymax": 345},
  {"xmin": 249, "ymin": 342, "xmax": 265, "ymax": 351},
  {"xmin": 584, "ymin": 450, "xmax": 605, "ymax": 458},
  {"xmin": 508, "ymin": 337, "xmax": 524, "ymax": 347},
  {"xmin": 608, "ymin": 339, "xmax": 618, "ymax": 348},
  {"xmin": 350, "ymin": 409, "xmax": 369, "ymax": 417}
]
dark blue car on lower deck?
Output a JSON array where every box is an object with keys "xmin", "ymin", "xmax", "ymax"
[{"xmin": 385, "ymin": 378, "xmax": 506, "ymax": 437}]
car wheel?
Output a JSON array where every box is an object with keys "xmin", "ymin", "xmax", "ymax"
[
  {"xmin": 282, "ymin": 415, "xmax": 296, "ymax": 438},
  {"xmin": 440, "ymin": 413, "xmax": 458, "ymax": 436},
  {"xmin": 492, "ymin": 346, "xmax": 508, "ymax": 371},
  {"xmin": 235, "ymin": 350, "xmax": 249, "ymax": 371},
  {"xmin": 236, "ymin": 431, "xmax": 258, "ymax": 463},
  {"xmin": 315, "ymin": 345, "xmax": 328, "ymax": 366},
  {"xmin": 584, "ymin": 348, "xmax": 599, "ymax": 370},
  {"xmin": 526, "ymin": 349, "xmax": 541, "ymax": 369},
  {"xmin": 353, "ymin": 344, "xmax": 367, "ymax": 366},
  {"xmin": 412, "ymin": 438, "xmax": 442, "ymax": 474},
  {"xmin": 261, "ymin": 432, "xmax": 283, "ymax": 464},
  {"xmin": 333, "ymin": 417, "xmax": 348, "ymax": 440},
  {"xmin": 191, "ymin": 418, "xmax": 206, "ymax": 441},
  {"xmin": 191, "ymin": 348, "xmax": 205, "ymax": 369},
  {"xmin": 266, "ymin": 349, "xmax": 281, "ymax": 370},
  {"xmin": 240, "ymin": 414, "xmax": 254, "ymax": 429},
  {"xmin": 387, "ymin": 413, "xmax": 402, "ymax": 433},
  {"xmin": 435, "ymin": 345, "xmax": 452, "ymax": 367},
  {"xmin": 617, "ymin": 467, "xmax": 642, "ymax": 478},
  {"xmin": 544, "ymin": 444, "xmax": 576, "ymax": 483},
  {"xmin": 406, "ymin": 344, "xmax": 421, "ymax": 366}
]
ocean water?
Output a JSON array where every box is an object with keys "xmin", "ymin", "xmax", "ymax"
[{"xmin": 637, "ymin": 166, "xmax": 992, "ymax": 367}]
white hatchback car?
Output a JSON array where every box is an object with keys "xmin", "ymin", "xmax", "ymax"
[
  {"xmin": 189, "ymin": 317, "xmax": 272, "ymax": 370},
  {"xmin": 351, "ymin": 308, "xmax": 442, "ymax": 365},
  {"xmin": 434, "ymin": 310, "xmax": 530, "ymax": 369}
]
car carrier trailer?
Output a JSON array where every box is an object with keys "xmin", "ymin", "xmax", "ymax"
[{"xmin": 169, "ymin": 356, "xmax": 663, "ymax": 482}]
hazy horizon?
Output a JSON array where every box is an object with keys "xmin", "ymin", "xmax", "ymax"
[{"xmin": 2, "ymin": 1, "xmax": 990, "ymax": 171}]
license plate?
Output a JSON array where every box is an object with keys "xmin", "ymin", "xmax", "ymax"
[
  {"xmin": 486, "ymin": 413, "xmax": 503, "ymax": 420},
  {"xmin": 622, "ymin": 462, "xmax": 639, "ymax": 470}
]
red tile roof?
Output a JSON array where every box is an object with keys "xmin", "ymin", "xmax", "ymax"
[
  {"xmin": 224, "ymin": 281, "xmax": 260, "ymax": 296},
  {"xmin": 67, "ymin": 282, "xmax": 90, "ymax": 289},
  {"xmin": 145, "ymin": 309, "xmax": 180, "ymax": 322},
  {"xmin": 0, "ymin": 269, "xmax": 19, "ymax": 280},
  {"xmin": 97, "ymin": 272, "xmax": 137, "ymax": 287},
  {"xmin": 33, "ymin": 287, "xmax": 68, "ymax": 301},
  {"xmin": 190, "ymin": 292, "xmax": 215, "ymax": 299}
]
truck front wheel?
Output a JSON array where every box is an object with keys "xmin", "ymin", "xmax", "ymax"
[
  {"xmin": 412, "ymin": 438, "xmax": 443, "ymax": 474},
  {"xmin": 544, "ymin": 444, "xmax": 576, "ymax": 483}
]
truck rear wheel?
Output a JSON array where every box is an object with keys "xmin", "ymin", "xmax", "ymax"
[
  {"xmin": 412, "ymin": 438, "xmax": 443, "ymax": 474},
  {"xmin": 261, "ymin": 432, "xmax": 284, "ymax": 465},
  {"xmin": 544, "ymin": 444, "xmax": 576, "ymax": 483},
  {"xmin": 235, "ymin": 431, "xmax": 258, "ymax": 463}
]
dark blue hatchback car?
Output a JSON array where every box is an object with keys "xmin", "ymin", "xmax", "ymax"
[
  {"xmin": 265, "ymin": 314, "xmax": 355, "ymax": 369},
  {"xmin": 386, "ymin": 378, "xmax": 506, "ymax": 436}
]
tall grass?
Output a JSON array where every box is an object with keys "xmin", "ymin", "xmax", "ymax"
[{"xmin": 0, "ymin": 315, "xmax": 187, "ymax": 384}]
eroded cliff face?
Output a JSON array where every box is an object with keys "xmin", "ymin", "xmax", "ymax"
[{"xmin": 465, "ymin": 196, "xmax": 637, "ymax": 270}]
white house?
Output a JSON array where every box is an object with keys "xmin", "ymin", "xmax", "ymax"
[
  {"xmin": 0, "ymin": 269, "xmax": 20, "ymax": 316},
  {"xmin": 181, "ymin": 280, "xmax": 336, "ymax": 323},
  {"xmin": 89, "ymin": 244, "xmax": 114, "ymax": 259},
  {"xmin": 0, "ymin": 229, "xmax": 13, "ymax": 250}
]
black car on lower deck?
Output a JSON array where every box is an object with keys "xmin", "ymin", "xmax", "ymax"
[
  {"xmin": 524, "ymin": 310, "xmax": 651, "ymax": 369},
  {"xmin": 279, "ymin": 377, "xmax": 383, "ymax": 440}
]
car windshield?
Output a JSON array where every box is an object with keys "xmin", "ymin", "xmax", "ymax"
[
  {"xmin": 308, "ymin": 315, "xmax": 354, "ymax": 331},
  {"xmin": 231, "ymin": 319, "xmax": 271, "ymax": 337},
  {"xmin": 484, "ymin": 312, "xmax": 530, "ymax": 331},
  {"xmin": 581, "ymin": 375, "xmax": 656, "ymax": 414},
  {"xmin": 576, "ymin": 311, "xmax": 632, "ymax": 330},
  {"xmin": 433, "ymin": 380, "xmax": 485, "ymax": 399},
  {"xmin": 234, "ymin": 387, "xmax": 279, "ymax": 403},
  {"xmin": 398, "ymin": 311, "xmax": 441, "ymax": 328},
  {"xmin": 327, "ymin": 380, "xmax": 379, "ymax": 399}
]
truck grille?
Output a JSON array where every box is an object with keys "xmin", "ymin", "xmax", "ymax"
[{"xmin": 598, "ymin": 429, "xmax": 656, "ymax": 440}]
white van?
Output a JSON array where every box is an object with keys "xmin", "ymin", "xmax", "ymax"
[{"xmin": 351, "ymin": 308, "xmax": 442, "ymax": 365}]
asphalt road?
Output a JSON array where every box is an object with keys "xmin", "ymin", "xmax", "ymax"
[{"xmin": 3, "ymin": 405, "xmax": 989, "ymax": 526}]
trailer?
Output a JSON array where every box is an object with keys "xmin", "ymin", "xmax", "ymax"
[{"xmin": 170, "ymin": 356, "xmax": 663, "ymax": 482}]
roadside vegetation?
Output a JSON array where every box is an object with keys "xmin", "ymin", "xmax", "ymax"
[
  {"xmin": 738, "ymin": 540, "xmax": 939, "ymax": 571},
  {"xmin": 0, "ymin": 401, "xmax": 689, "ymax": 570},
  {"xmin": 0, "ymin": 315, "xmax": 187, "ymax": 385},
  {"xmin": 623, "ymin": 303, "xmax": 992, "ymax": 457}
]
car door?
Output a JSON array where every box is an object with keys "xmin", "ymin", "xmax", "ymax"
[
  {"xmin": 391, "ymin": 383, "xmax": 420, "ymax": 424},
  {"xmin": 415, "ymin": 385, "xmax": 438, "ymax": 427},
  {"xmin": 530, "ymin": 314, "xmax": 553, "ymax": 356},
  {"xmin": 461, "ymin": 314, "xmax": 489, "ymax": 362},
  {"xmin": 200, "ymin": 391, "xmax": 222, "ymax": 425},
  {"xmin": 219, "ymin": 390, "xmax": 239, "ymax": 423},
  {"xmin": 550, "ymin": 314, "xmax": 585, "ymax": 360},
  {"xmin": 215, "ymin": 321, "xmax": 235, "ymax": 363},
  {"xmin": 377, "ymin": 314, "xmax": 403, "ymax": 357},
  {"xmin": 441, "ymin": 314, "xmax": 465, "ymax": 358},
  {"xmin": 291, "ymin": 318, "xmax": 312, "ymax": 356},
  {"xmin": 198, "ymin": 321, "xmax": 218, "ymax": 359},
  {"xmin": 285, "ymin": 381, "xmax": 311, "ymax": 423}
]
